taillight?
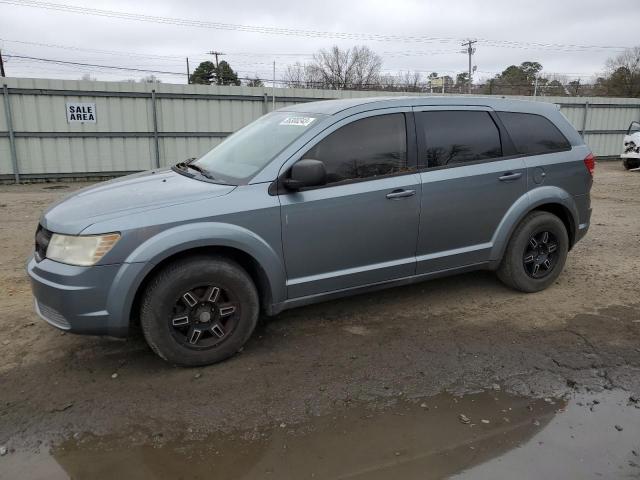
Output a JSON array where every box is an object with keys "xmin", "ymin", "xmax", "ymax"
[{"xmin": 584, "ymin": 153, "xmax": 596, "ymax": 176}]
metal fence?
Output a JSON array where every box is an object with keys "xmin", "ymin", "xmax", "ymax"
[{"xmin": 2, "ymin": 76, "xmax": 640, "ymax": 182}]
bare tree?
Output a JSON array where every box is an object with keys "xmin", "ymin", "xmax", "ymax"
[
  {"xmin": 397, "ymin": 71, "xmax": 424, "ymax": 92},
  {"xmin": 139, "ymin": 75, "xmax": 161, "ymax": 84},
  {"xmin": 376, "ymin": 71, "xmax": 425, "ymax": 92},
  {"xmin": 282, "ymin": 62, "xmax": 322, "ymax": 88},
  {"xmin": 305, "ymin": 45, "xmax": 382, "ymax": 90},
  {"xmin": 604, "ymin": 46, "xmax": 640, "ymax": 97}
]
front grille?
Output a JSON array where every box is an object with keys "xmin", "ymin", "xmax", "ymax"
[
  {"xmin": 36, "ymin": 301, "xmax": 71, "ymax": 329},
  {"xmin": 35, "ymin": 225, "xmax": 52, "ymax": 262}
]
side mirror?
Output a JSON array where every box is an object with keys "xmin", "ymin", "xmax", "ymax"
[{"xmin": 283, "ymin": 159, "xmax": 327, "ymax": 191}]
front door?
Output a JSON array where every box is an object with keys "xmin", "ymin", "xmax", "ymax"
[{"xmin": 279, "ymin": 111, "xmax": 421, "ymax": 299}]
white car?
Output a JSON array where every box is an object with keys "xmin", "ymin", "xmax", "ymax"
[{"xmin": 622, "ymin": 121, "xmax": 640, "ymax": 170}]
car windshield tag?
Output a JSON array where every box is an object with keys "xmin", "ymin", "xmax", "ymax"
[{"xmin": 280, "ymin": 116, "xmax": 316, "ymax": 127}]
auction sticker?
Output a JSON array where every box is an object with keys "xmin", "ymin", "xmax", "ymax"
[{"xmin": 280, "ymin": 116, "xmax": 316, "ymax": 127}]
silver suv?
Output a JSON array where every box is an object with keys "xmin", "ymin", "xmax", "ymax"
[{"xmin": 28, "ymin": 96, "xmax": 594, "ymax": 366}]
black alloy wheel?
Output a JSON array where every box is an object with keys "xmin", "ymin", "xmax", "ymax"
[
  {"xmin": 169, "ymin": 284, "xmax": 240, "ymax": 349},
  {"xmin": 522, "ymin": 230, "xmax": 559, "ymax": 279},
  {"xmin": 140, "ymin": 255, "xmax": 259, "ymax": 366}
]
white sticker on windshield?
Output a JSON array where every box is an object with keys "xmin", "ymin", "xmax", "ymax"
[{"xmin": 280, "ymin": 116, "xmax": 316, "ymax": 127}]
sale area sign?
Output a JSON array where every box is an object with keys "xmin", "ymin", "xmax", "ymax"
[{"xmin": 66, "ymin": 102, "xmax": 97, "ymax": 123}]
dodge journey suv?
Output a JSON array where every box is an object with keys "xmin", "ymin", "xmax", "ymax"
[{"xmin": 28, "ymin": 97, "xmax": 594, "ymax": 366}]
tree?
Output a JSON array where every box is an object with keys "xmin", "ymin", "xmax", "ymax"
[
  {"xmin": 520, "ymin": 61, "xmax": 543, "ymax": 84},
  {"xmin": 455, "ymin": 72, "xmax": 469, "ymax": 93},
  {"xmin": 189, "ymin": 60, "xmax": 240, "ymax": 86},
  {"xmin": 215, "ymin": 60, "xmax": 240, "ymax": 86},
  {"xmin": 601, "ymin": 47, "xmax": 640, "ymax": 97},
  {"xmin": 282, "ymin": 62, "xmax": 322, "ymax": 88},
  {"xmin": 139, "ymin": 75, "xmax": 161, "ymax": 84},
  {"xmin": 190, "ymin": 61, "xmax": 216, "ymax": 85},
  {"xmin": 567, "ymin": 80, "xmax": 582, "ymax": 96},
  {"xmin": 245, "ymin": 76, "xmax": 264, "ymax": 87},
  {"xmin": 544, "ymin": 79, "xmax": 565, "ymax": 96},
  {"xmin": 305, "ymin": 45, "xmax": 382, "ymax": 90},
  {"xmin": 380, "ymin": 71, "xmax": 424, "ymax": 92},
  {"xmin": 484, "ymin": 61, "xmax": 543, "ymax": 95},
  {"xmin": 398, "ymin": 71, "xmax": 424, "ymax": 92}
]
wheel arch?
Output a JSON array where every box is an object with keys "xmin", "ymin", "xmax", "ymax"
[
  {"xmin": 490, "ymin": 187, "xmax": 579, "ymax": 263},
  {"xmin": 113, "ymin": 222, "xmax": 286, "ymax": 333},
  {"xmin": 128, "ymin": 245, "xmax": 275, "ymax": 328}
]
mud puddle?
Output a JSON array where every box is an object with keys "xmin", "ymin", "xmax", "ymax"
[{"xmin": 1, "ymin": 389, "xmax": 639, "ymax": 480}]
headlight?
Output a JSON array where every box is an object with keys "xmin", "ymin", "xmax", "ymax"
[{"xmin": 46, "ymin": 233, "xmax": 120, "ymax": 266}]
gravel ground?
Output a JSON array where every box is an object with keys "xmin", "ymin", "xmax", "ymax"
[{"xmin": 0, "ymin": 161, "xmax": 639, "ymax": 453}]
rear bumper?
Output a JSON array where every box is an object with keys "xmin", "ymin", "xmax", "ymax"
[
  {"xmin": 575, "ymin": 208, "xmax": 591, "ymax": 244},
  {"xmin": 27, "ymin": 256, "xmax": 146, "ymax": 337},
  {"xmin": 573, "ymin": 193, "xmax": 591, "ymax": 246}
]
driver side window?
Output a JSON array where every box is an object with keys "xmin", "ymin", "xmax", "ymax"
[{"xmin": 302, "ymin": 113, "xmax": 408, "ymax": 185}]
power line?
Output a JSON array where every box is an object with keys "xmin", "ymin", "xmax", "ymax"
[
  {"xmin": 6, "ymin": 53, "xmax": 603, "ymax": 85},
  {"xmin": 4, "ymin": 54, "xmax": 186, "ymax": 76},
  {"xmin": 0, "ymin": 38, "xmax": 185, "ymax": 59},
  {"xmin": 0, "ymin": 0, "xmax": 632, "ymax": 51}
]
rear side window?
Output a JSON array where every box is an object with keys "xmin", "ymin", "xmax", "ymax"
[
  {"xmin": 302, "ymin": 113, "xmax": 408, "ymax": 184},
  {"xmin": 497, "ymin": 112, "xmax": 571, "ymax": 155},
  {"xmin": 416, "ymin": 111, "xmax": 502, "ymax": 168}
]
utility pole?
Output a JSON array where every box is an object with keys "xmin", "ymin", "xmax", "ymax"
[
  {"xmin": 461, "ymin": 39, "xmax": 477, "ymax": 94},
  {"xmin": 207, "ymin": 51, "xmax": 225, "ymax": 84},
  {"xmin": 272, "ymin": 60, "xmax": 276, "ymax": 110},
  {"xmin": 0, "ymin": 50, "xmax": 5, "ymax": 77},
  {"xmin": 186, "ymin": 57, "xmax": 190, "ymax": 84},
  {"xmin": 208, "ymin": 51, "xmax": 224, "ymax": 69}
]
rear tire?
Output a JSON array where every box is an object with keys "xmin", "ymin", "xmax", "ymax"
[
  {"xmin": 497, "ymin": 211, "xmax": 569, "ymax": 293},
  {"xmin": 623, "ymin": 158, "xmax": 640, "ymax": 170},
  {"xmin": 140, "ymin": 255, "xmax": 259, "ymax": 367}
]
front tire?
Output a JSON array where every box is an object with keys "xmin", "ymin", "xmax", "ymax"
[
  {"xmin": 497, "ymin": 211, "xmax": 569, "ymax": 293},
  {"xmin": 140, "ymin": 255, "xmax": 259, "ymax": 367}
]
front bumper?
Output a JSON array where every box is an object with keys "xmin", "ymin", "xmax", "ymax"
[{"xmin": 27, "ymin": 256, "xmax": 146, "ymax": 337}]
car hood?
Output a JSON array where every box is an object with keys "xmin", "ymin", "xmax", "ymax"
[{"xmin": 41, "ymin": 169, "xmax": 236, "ymax": 234}]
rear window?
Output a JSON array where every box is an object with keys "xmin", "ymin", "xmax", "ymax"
[
  {"xmin": 497, "ymin": 112, "xmax": 571, "ymax": 155},
  {"xmin": 416, "ymin": 111, "xmax": 502, "ymax": 168}
]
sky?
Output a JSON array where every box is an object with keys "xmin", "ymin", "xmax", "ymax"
[{"xmin": 1, "ymin": 0, "xmax": 639, "ymax": 86}]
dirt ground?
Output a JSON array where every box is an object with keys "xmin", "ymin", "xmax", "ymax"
[{"xmin": 1, "ymin": 162, "xmax": 639, "ymax": 478}]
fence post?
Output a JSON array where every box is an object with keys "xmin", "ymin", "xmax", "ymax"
[
  {"xmin": 2, "ymin": 84, "xmax": 19, "ymax": 183},
  {"xmin": 581, "ymin": 101, "xmax": 590, "ymax": 138},
  {"xmin": 151, "ymin": 89, "xmax": 160, "ymax": 168}
]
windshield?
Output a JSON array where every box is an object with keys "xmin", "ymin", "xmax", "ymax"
[{"xmin": 193, "ymin": 112, "xmax": 324, "ymax": 183}]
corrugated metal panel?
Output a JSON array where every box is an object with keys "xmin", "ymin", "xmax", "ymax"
[
  {"xmin": 0, "ymin": 139, "xmax": 11, "ymax": 174},
  {"xmin": 14, "ymin": 137, "xmax": 154, "ymax": 174},
  {"xmin": 2, "ymin": 76, "xmax": 640, "ymax": 180}
]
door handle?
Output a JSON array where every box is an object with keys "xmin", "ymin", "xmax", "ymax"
[
  {"xmin": 498, "ymin": 172, "xmax": 523, "ymax": 182},
  {"xmin": 386, "ymin": 189, "xmax": 416, "ymax": 199}
]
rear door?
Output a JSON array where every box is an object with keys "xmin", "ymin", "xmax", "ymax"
[
  {"xmin": 279, "ymin": 110, "xmax": 421, "ymax": 298},
  {"xmin": 413, "ymin": 106, "xmax": 527, "ymax": 273}
]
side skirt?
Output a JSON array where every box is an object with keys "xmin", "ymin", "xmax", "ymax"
[{"xmin": 268, "ymin": 261, "xmax": 491, "ymax": 315}]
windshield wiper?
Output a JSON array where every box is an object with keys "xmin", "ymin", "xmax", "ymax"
[
  {"xmin": 175, "ymin": 159, "xmax": 216, "ymax": 180},
  {"xmin": 174, "ymin": 159, "xmax": 229, "ymax": 184}
]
